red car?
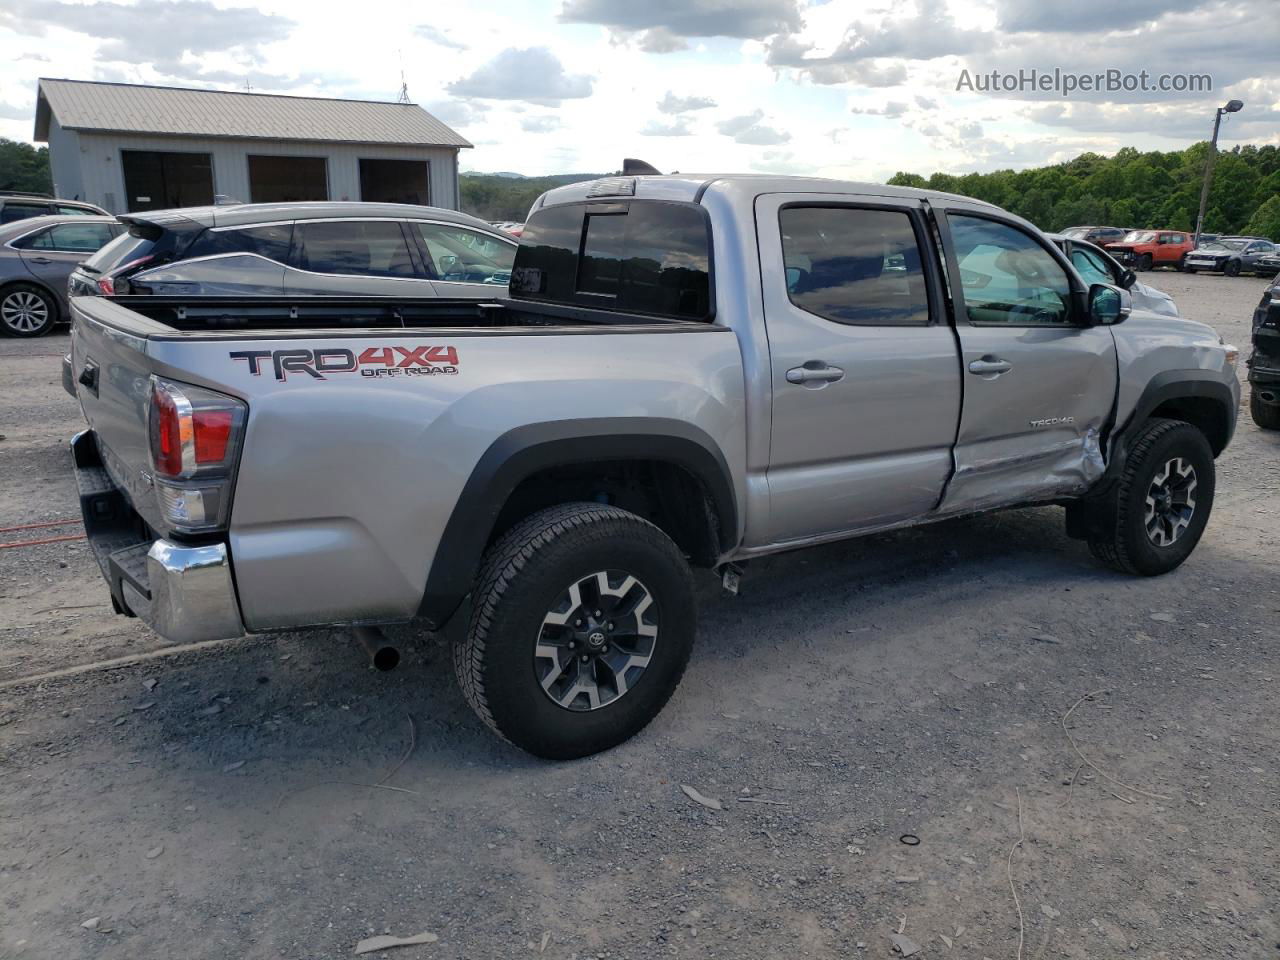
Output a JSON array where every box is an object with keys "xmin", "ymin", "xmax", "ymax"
[{"xmin": 1107, "ymin": 230, "xmax": 1194, "ymax": 272}]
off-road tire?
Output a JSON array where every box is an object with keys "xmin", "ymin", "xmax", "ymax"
[
  {"xmin": 1224, "ymin": 259, "xmax": 1241, "ymax": 277},
  {"xmin": 1136, "ymin": 253, "xmax": 1153, "ymax": 272},
  {"xmin": 1251, "ymin": 389, "xmax": 1280, "ymax": 430},
  {"xmin": 1087, "ymin": 418, "xmax": 1215, "ymax": 576},
  {"xmin": 0, "ymin": 283, "xmax": 57, "ymax": 337},
  {"xmin": 454, "ymin": 502, "xmax": 696, "ymax": 760}
]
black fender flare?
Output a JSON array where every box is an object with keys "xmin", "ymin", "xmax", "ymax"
[
  {"xmin": 417, "ymin": 418, "xmax": 738, "ymax": 628},
  {"xmin": 1105, "ymin": 369, "xmax": 1236, "ymax": 478}
]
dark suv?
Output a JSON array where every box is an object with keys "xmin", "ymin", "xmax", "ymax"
[
  {"xmin": 70, "ymin": 202, "xmax": 517, "ymax": 300},
  {"xmin": 0, "ymin": 193, "xmax": 108, "ymax": 224},
  {"xmin": 1249, "ymin": 273, "xmax": 1280, "ymax": 429},
  {"xmin": 1060, "ymin": 225, "xmax": 1129, "ymax": 247}
]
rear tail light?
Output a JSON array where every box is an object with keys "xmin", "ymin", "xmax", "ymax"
[
  {"xmin": 99, "ymin": 254, "xmax": 154, "ymax": 296},
  {"xmin": 147, "ymin": 377, "xmax": 247, "ymax": 534}
]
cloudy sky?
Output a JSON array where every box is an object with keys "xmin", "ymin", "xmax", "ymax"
[{"xmin": 1, "ymin": 0, "xmax": 1276, "ymax": 180}]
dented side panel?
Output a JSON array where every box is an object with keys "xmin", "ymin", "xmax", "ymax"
[{"xmin": 939, "ymin": 323, "xmax": 1117, "ymax": 515}]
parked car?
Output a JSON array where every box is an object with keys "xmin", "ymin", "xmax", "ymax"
[
  {"xmin": 1048, "ymin": 232, "xmax": 1178, "ymax": 317},
  {"xmin": 1247, "ymin": 272, "xmax": 1280, "ymax": 429},
  {"xmin": 0, "ymin": 192, "xmax": 108, "ymax": 224},
  {"xmin": 64, "ymin": 173, "xmax": 1239, "ymax": 759},
  {"xmin": 1184, "ymin": 237, "xmax": 1279, "ymax": 277},
  {"xmin": 1107, "ymin": 230, "xmax": 1194, "ymax": 272},
  {"xmin": 1059, "ymin": 225, "xmax": 1128, "ymax": 247},
  {"xmin": 0, "ymin": 215, "xmax": 121, "ymax": 336},
  {"xmin": 70, "ymin": 202, "xmax": 517, "ymax": 300},
  {"xmin": 490, "ymin": 220, "xmax": 525, "ymax": 237}
]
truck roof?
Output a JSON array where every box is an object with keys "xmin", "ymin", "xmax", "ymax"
[{"xmin": 534, "ymin": 174, "xmax": 996, "ymax": 210}]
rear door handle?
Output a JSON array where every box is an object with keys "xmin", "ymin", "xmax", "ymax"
[
  {"xmin": 968, "ymin": 357, "xmax": 1012, "ymax": 376},
  {"xmin": 786, "ymin": 362, "xmax": 845, "ymax": 385},
  {"xmin": 28, "ymin": 256, "xmax": 53, "ymax": 265}
]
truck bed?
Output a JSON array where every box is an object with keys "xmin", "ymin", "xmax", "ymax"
[{"xmin": 98, "ymin": 296, "xmax": 697, "ymax": 334}]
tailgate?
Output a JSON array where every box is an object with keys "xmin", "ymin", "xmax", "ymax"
[{"xmin": 68, "ymin": 297, "xmax": 175, "ymax": 532}]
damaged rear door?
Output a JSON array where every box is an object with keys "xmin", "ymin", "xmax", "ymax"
[{"xmin": 934, "ymin": 205, "xmax": 1117, "ymax": 512}]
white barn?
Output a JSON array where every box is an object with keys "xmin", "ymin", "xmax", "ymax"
[{"xmin": 34, "ymin": 78, "xmax": 472, "ymax": 215}]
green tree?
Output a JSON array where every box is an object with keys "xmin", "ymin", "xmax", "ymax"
[
  {"xmin": 1243, "ymin": 195, "xmax": 1280, "ymax": 241},
  {"xmin": 0, "ymin": 138, "xmax": 52, "ymax": 194}
]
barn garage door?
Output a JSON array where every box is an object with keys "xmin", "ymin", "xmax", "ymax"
[
  {"xmin": 121, "ymin": 150, "xmax": 214, "ymax": 212},
  {"xmin": 248, "ymin": 155, "xmax": 328, "ymax": 203},
  {"xmin": 359, "ymin": 158, "xmax": 430, "ymax": 205}
]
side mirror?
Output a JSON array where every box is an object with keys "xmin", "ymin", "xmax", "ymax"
[
  {"xmin": 1088, "ymin": 283, "xmax": 1131, "ymax": 325},
  {"xmin": 1118, "ymin": 268, "xmax": 1137, "ymax": 290}
]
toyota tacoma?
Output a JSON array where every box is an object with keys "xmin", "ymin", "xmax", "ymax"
[{"xmin": 64, "ymin": 174, "xmax": 1239, "ymax": 759}]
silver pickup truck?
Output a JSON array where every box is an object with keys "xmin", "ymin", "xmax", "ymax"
[{"xmin": 65, "ymin": 174, "xmax": 1239, "ymax": 759}]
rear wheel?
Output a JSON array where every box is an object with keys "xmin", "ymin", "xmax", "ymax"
[
  {"xmin": 1087, "ymin": 418, "xmax": 1215, "ymax": 576},
  {"xmin": 1224, "ymin": 259, "xmax": 1241, "ymax": 277},
  {"xmin": 0, "ymin": 284, "xmax": 56, "ymax": 337},
  {"xmin": 1251, "ymin": 389, "xmax": 1280, "ymax": 430},
  {"xmin": 1177, "ymin": 253, "xmax": 1188, "ymax": 272},
  {"xmin": 454, "ymin": 502, "xmax": 696, "ymax": 760}
]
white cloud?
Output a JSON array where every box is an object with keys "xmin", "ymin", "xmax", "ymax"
[
  {"xmin": 657, "ymin": 92, "xmax": 716, "ymax": 113},
  {"xmin": 717, "ymin": 109, "xmax": 790, "ymax": 145},
  {"xmin": 448, "ymin": 47, "xmax": 594, "ymax": 105}
]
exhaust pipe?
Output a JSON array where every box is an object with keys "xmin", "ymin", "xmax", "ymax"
[{"xmin": 352, "ymin": 626, "xmax": 400, "ymax": 672}]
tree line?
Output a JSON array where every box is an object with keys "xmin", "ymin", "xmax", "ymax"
[
  {"xmin": 888, "ymin": 143, "xmax": 1280, "ymax": 240},
  {"xmin": 6, "ymin": 135, "xmax": 1276, "ymax": 239}
]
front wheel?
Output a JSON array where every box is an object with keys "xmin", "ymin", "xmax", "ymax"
[
  {"xmin": 1087, "ymin": 418, "xmax": 1215, "ymax": 576},
  {"xmin": 1136, "ymin": 253, "xmax": 1153, "ymax": 272},
  {"xmin": 454, "ymin": 502, "xmax": 696, "ymax": 760},
  {"xmin": 1251, "ymin": 389, "xmax": 1280, "ymax": 430},
  {"xmin": 1224, "ymin": 259, "xmax": 1241, "ymax": 277},
  {"xmin": 0, "ymin": 284, "xmax": 57, "ymax": 337}
]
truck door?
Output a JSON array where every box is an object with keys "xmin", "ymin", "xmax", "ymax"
[
  {"xmin": 934, "ymin": 206, "xmax": 1117, "ymax": 513},
  {"xmin": 755, "ymin": 194, "xmax": 962, "ymax": 542}
]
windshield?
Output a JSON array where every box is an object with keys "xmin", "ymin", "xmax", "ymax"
[
  {"xmin": 1061, "ymin": 228, "xmax": 1088, "ymax": 239},
  {"xmin": 1123, "ymin": 231, "xmax": 1156, "ymax": 243},
  {"xmin": 1202, "ymin": 240, "xmax": 1245, "ymax": 251}
]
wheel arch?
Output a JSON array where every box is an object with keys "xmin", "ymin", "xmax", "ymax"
[
  {"xmin": 417, "ymin": 418, "xmax": 738, "ymax": 628},
  {"xmin": 1110, "ymin": 370, "xmax": 1236, "ymax": 465}
]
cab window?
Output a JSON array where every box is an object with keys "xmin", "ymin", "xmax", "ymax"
[
  {"xmin": 779, "ymin": 206, "xmax": 931, "ymax": 326},
  {"xmin": 950, "ymin": 215, "xmax": 1072, "ymax": 326}
]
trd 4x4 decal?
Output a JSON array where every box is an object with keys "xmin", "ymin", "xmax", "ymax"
[{"xmin": 230, "ymin": 346, "xmax": 460, "ymax": 381}]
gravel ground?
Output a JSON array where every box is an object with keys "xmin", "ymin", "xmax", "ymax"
[{"xmin": 1, "ymin": 272, "xmax": 1277, "ymax": 960}]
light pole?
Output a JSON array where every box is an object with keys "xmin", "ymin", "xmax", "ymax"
[{"xmin": 1192, "ymin": 99, "xmax": 1243, "ymax": 249}]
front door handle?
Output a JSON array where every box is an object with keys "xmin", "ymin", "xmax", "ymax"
[
  {"xmin": 968, "ymin": 356, "xmax": 1012, "ymax": 376},
  {"xmin": 786, "ymin": 362, "xmax": 845, "ymax": 385}
]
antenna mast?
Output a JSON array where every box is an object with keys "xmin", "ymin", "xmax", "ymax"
[{"xmin": 396, "ymin": 52, "xmax": 410, "ymax": 103}]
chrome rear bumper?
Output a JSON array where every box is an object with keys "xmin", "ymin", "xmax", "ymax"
[{"xmin": 72, "ymin": 430, "xmax": 245, "ymax": 644}]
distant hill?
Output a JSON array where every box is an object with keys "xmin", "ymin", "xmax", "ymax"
[{"xmin": 460, "ymin": 172, "xmax": 603, "ymax": 222}]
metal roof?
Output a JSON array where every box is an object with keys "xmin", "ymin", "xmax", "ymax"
[{"xmin": 34, "ymin": 78, "xmax": 471, "ymax": 149}]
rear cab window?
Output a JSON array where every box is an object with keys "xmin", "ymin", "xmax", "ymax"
[
  {"xmin": 779, "ymin": 206, "xmax": 931, "ymax": 326},
  {"xmin": 511, "ymin": 200, "xmax": 712, "ymax": 321}
]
